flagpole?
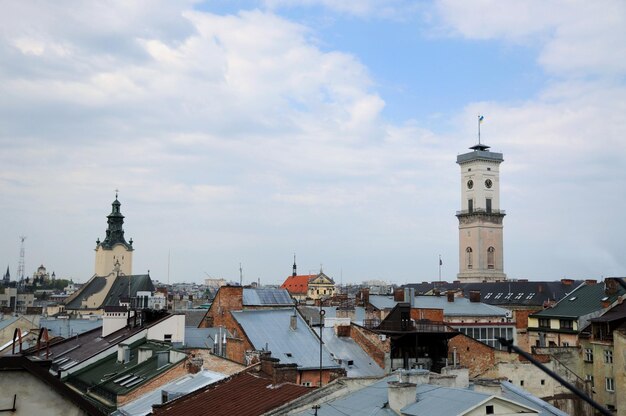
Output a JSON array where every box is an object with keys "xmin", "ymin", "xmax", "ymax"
[
  {"xmin": 478, "ymin": 115, "xmax": 481, "ymax": 144},
  {"xmin": 438, "ymin": 255, "xmax": 442, "ymax": 283}
]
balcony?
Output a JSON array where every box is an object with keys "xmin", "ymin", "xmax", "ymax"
[{"xmin": 456, "ymin": 208, "xmax": 506, "ymax": 216}]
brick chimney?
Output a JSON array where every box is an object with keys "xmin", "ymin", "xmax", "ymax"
[
  {"xmin": 388, "ymin": 382, "xmax": 416, "ymax": 414},
  {"xmin": 585, "ymin": 279, "xmax": 597, "ymax": 285},
  {"xmin": 604, "ymin": 278, "xmax": 619, "ymax": 296},
  {"xmin": 447, "ymin": 291, "xmax": 455, "ymax": 303},
  {"xmin": 394, "ymin": 288, "xmax": 405, "ymax": 302},
  {"xmin": 469, "ymin": 291, "xmax": 481, "ymax": 303},
  {"xmin": 261, "ymin": 355, "xmax": 298, "ymax": 384},
  {"xmin": 290, "ymin": 311, "xmax": 298, "ymax": 331},
  {"xmin": 561, "ymin": 279, "xmax": 574, "ymax": 286}
]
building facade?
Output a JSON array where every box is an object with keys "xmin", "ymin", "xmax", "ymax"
[{"xmin": 456, "ymin": 142, "xmax": 506, "ymax": 282}]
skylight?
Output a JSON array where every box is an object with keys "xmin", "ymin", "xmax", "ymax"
[{"xmin": 569, "ymin": 297, "xmax": 577, "ymax": 301}]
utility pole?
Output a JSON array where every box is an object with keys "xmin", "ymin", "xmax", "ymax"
[{"xmin": 17, "ymin": 236, "xmax": 26, "ymax": 289}]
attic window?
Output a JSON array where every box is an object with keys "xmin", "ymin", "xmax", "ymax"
[
  {"xmin": 484, "ymin": 293, "xmax": 492, "ymax": 299},
  {"xmin": 504, "ymin": 293, "xmax": 513, "ymax": 300},
  {"xmin": 494, "ymin": 293, "xmax": 503, "ymax": 299},
  {"xmin": 601, "ymin": 296, "xmax": 609, "ymax": 301},
  {"xmin": 526, "ymin": 293, "xmax": 535, "ymax": 299},
  {"xmin": 569, "ymin": 297, "xmax": 577, "ymax": 301},
  {"xmin": 515, "ymin": 293, "xmax": 523, "ymax": 300},
  {"xmin": 285, "ymin": 353, "xmax": 293, "ymax": 358}
]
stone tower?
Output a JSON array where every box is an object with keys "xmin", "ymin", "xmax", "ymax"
[
  {"xmin": 456, "ymin": 142, "xmax": 506, "ymax": 282},
  {"xmin": 94, "ymin": 196, "xmax": 134, "ymax": 276}
]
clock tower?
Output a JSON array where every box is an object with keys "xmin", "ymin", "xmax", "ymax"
[{"xmin": 456, "ymin": 142, "xmax": 506, "ymax": 282}]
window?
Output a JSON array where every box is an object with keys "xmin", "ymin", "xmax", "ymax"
[
  {"xmin": 486, "ymin": 198, "xmax": 492, "ymax": 213},
  {"xmin": 560, "ymin": 319, "xmax": 574, "ymax": 330},
  {"xmin": 487, "ymin": 247, "xmax": 495, "ymax": 269},
  {"xmin": 164, "ymin": 334, "xmax": 172, "ymax": 342},
  {"xmin": 301, "ymin": 382, "xmax": 311, "ymax": 387},
  {"xmin": 494, "ymin": 293, "xmax": 503, "ymax": 299},
  {"xmin": 526, "ymin": 293, "xmax": 535, "ymax": 300},
  {"xmin": 538, "ymin": 318, "xmax": 550, "ymax": 329},
  {"xmin": 515, "ymin": 293, "xmax": 523, "ymax": 300},
  {"xmin": 584, "ymin": 348, "xmax": 593, "ymax": 362},
  {"xmin": 604, "ymin": 350, "xmax": 613, "ymax": 364},
  {"xmin": 468, "ymin": 199, "xmax": 473, "ymax": 213},
  {"xmin": 466, "ymin": 247, "xmax": 473, "ymax": 269},
  {"xmin": 484, "ymin": 293, "xmax": 493, "ymax": 299},
  {"xmin": 585, "ymin": 374, "xmax": 594, "ymax": 386},
  {"xmin": 606, "ymin": 377, "xmax": 615, "ymax": 392},
  {"xmin": 541, "ymin": 379, "xmax": 545, "ymax": 385},
  {"xmin": 520, "ymin": 380, "xmax": 524, "ymax": 386},
  {"xmin": 504, "ymin": 292, "xmax": 513, "ymax": 300},
  {"xmin": 562, "ymin": 342, "xmax": 570, "ymax": 347},
  {"xmin": 486, "ymin": 405, "xmax": 494, "ymax": 414}
]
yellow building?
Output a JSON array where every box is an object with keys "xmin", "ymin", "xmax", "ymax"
[{"xmin": 307, "ymin": 272, "xmax": 335, "ymax": 300}]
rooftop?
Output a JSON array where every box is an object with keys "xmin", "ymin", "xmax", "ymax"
[
  {"xmin": 280, "ymin": 274, "xmax": 315, "ymax": 295},
  {"xmin": 368, "ymin": 295, "xmax": 510, "ymax": 317},
  {"xmin": 242, "ymin": 288, "xmax": 293, "ymax": 306},
  {"xmin": 152, "ymin": 367, "xmax": 310, "ymax": 416},
  {"xmin": 231, "ymin": 308, "xmax": 339, "ymax": 370},
  {"xmin": 319, "ymin": 327, "xmax": 384, "ymax": 378}
]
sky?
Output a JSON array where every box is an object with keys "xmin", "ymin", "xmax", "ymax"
[{"xmin": 1, "ymin": 0, "xmax": 625, "ymax": 286}]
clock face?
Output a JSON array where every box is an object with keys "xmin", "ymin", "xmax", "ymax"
[
  {"xmin": 485, "ymin": 179, "xmax": 493, "ymax": 188},
  {"xmin": 467, "ymin": 179, "xmax": 474, "ymax": 189}
]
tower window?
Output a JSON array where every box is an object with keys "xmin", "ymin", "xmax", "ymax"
[
  {"xmin": 486, "ymin": 198, "xmax": 492, "ymax": 213},
  {"xmin": 468, "ymin": 199, "xmax": 473, "ymax": 213},
  {"xmin": 487, "ymin": 247, "xmax": 495, "ymax": 269},
  {"xmin": 466, "ymin": 247, "xmax": 473, "ymax": 269}
]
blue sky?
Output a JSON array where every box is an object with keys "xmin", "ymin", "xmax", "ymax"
[{"xmin": 1, "ymin": 0, "xmax": 625, "ymax": 285}]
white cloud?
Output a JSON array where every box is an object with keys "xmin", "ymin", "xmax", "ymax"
[{"xmin": 435, "ymin": 0, "xmax": 626, "ymax": 76}]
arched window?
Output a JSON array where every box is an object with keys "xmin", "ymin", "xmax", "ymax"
[
  {"xmin": 487, "ymin": 246, "xmax": 495, "ymax": 269},
  {"xmin": 466, "ymin": 247, "xmax": 473, "ymax": 269}
]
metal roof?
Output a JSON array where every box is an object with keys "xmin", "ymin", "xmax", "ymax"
[
  {"xmin": 113, "ymin": 370, "xmax": 227, "ymax": 416},
  {"xmin": 292, "ymin": 376, "xmax": 397, "ymax": 416},
  {"xmin": 231, "ymin": 308, "xmax": 340, "ymax": 370},
  {"xmin": 151, "ymin": 369, "xmax": 310, "ymax": 416},
  {"xmin": 368, "ymin": 295, "xmax": 509, "ymax": 317},
  {"xmin": 500, "ymin": 381, "xmax": 570, "ymax": 416},
  {"xmin": 0, "ymin": 316, "xmax": 21, "ymax": 331},
  {"xmin": 402, "ymin": 384, "xmax": 538, "ymax": 416},
  {"xmin": 242, "ymin": 288, "xmax": 293, "ymax": 306},
  {"xmin": 319, "ymin": 327, "xmax": 384, "ymax": 378},
  {"xmin": 184, "ymin": 327, "xmax": 231, "ymax": 349},
  {"xmin": 40, "ymin": 317, "xmax": 103, "ymax": 338},
  {"xmin": 532, "ymin": 282, "xmax": 626, "ymax": 319}
]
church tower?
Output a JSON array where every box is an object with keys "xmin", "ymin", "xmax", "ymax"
[
  {"xmin": 456, "ymin": 142, "xmax": 506, "ymax": 282},
  {"xmin": 94, "ymin": 195, "xmax": 134, "ymax": 276}
]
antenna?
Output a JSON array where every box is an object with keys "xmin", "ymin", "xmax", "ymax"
[
  {"xmin": 17, "ymin": 236, "xmax": 26, "ymax": 289},
  {"xmin": 239, "ymin": 263, "xmax": 243, "ymax": 286}
]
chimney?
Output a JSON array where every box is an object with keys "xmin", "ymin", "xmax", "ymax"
[
  {"xmin": 447, "ymin": 291, "xmax": 455, "ymax": 303},
  {"xmin": 469, "ymin": 291, "xmax": 481, "ymax": 303},
  {"xmin": 117, "ymin": 344, "xmax": 131, "ymax": 364},
  {"xmin": 387, "ymin": 381, "xmax": 416, "ymax": 414},
  {"xmin": 604, "ymin": 278, "xmax": 618, "ymax": 296},
  {"xmin": 362, "ymin": 288, "xmax": 370, "ymax": 305},
  {"xmin": 261, "ymin": 355, "xmax": 298, "ymax": 384},
  {"xmin": 561, "ymin": 278, "xmax": 574, "ymax": 286},
  {"xmin": 156, "ymin": 351, "xmax": 169, "ymax": 368},
  {"xmin": 137, "ymin": 347, "xmax": 153, "ymax": 364},
  {"xmin": 537, "ymin": 284, "xmax": 544, "ymax": 293},
  {"xmin": 290, "ymin": 313, "xmax": 298, "ymax": 331},
  {"xmin": 585, "ymin": 279, "xmax": 597, "ymax": 285},
  {"xmin": 394, "ymin": 288, "xmax": 405, "ymax": 302}
]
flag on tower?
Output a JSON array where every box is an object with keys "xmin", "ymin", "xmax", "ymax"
[
  {"xmin": 478, "ymin": 115, "xmax": 484, "ymax": 123},
  {"xmin": 439, "ymin": 257, "xmax": 443, "ymax": 266}
]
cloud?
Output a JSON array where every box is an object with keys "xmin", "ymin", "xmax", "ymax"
[{"xmin": 434, "ymin": 0, "xmax": 626, "ymax": 76}]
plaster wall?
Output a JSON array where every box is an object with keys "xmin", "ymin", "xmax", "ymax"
[
  {"xmin": 0, "ymin": 371, "xmax": 88, "ymax": 416},
  {"xmin": 95, "ymin": 244, "xmax": 133, "ymax": 276}
]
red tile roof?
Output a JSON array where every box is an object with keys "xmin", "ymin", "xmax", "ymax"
[
  {"xmin": 152, "ymin": 369, "xmax": 310, "ymax": 416},
  {"xmin": 280, "ymin": 274, "xmax": 315, "ymax": 295}
]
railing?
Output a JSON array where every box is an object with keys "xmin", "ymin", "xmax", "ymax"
[{"xmin": 456, "ymin": 208, "xmax": 506, "ymax": 216}]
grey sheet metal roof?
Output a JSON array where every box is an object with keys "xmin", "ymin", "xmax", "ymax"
[
  {"xmin": 65, "ymin": 276, "xmax": 107, "ymax": 309},
  {"xmin": 292, "ymin": 376, "xmax": 397, "ymax": 416},
  {"xmin": 320, "ymin": 327, "xmax": 384, "ymax": 377},
  {"xmin": 183, "ymin": 310, "xmax": 208, "ymax": 328},
  {"xmin": 0, "ymin": 316, "xmax": 20, "ymax": 331},
  {"xmin": 113, "ymin": 369, "xmax": 227, "ymax": 416},
  {"xmin": 184, "ymin": 327, "xmax": 231, "ymax": 349},
  {"xmin": 231, "ymin": 308, "xmax": 340, "ymax": 370},
  {"xmin": 40, "ymin": 317, "xmax": 103, "ymax": 338},
  {"xmin": 368, "ymin": 295, "xmax": 509, "ymax": 317},
  {"xmin": 403, "ymin": 384, "xmax": 540, "ymax": 416},
  {"xmin": 242, "ymin": 288, "xmax": 294, "ymax": 306},
  {"xmin": 65, "ymin": 274, "xmax": 155, "ymax": 310},
  {"xmin": 500, "ymin": 381, "xmax": 569, "ymax": 416},
  {"xmin": 533, "ymin": 282, "xmax": 626, "ymax": 319}
]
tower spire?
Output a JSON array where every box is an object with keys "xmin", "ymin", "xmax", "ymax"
[{"xmin": 292, "ymin": 254, "xmax": 297, "ymax": 277}]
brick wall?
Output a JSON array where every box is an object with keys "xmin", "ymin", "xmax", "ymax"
[
  {"xmin": 410, "ymin": 308, "xmax": 444, "ymax": 322},
  {"xmin": 199, "ymin": 286, "xmax": 244, "ymax": 329},
  {"xmin": 226, "ymin": 337, "xmax": 250, "ymax": 364},
  {"xmin": 349, "ymin": 324, "xmax": 389, "ymax": 369},
  {"xmin": 448, "ymin": 334, "xmax": 497, "ymax": 378},
  {"xmin": 298, "ymin": 368, "xmax": 346, "ymax": 387}
]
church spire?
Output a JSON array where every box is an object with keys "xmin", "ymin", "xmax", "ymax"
[
  {"xmin": 292, "ymin": 254, "xmax": 297, "ymax": 277},
  {"xmin": 97, "ymin": 195, "xmax": 133, "ymax": 251}
]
